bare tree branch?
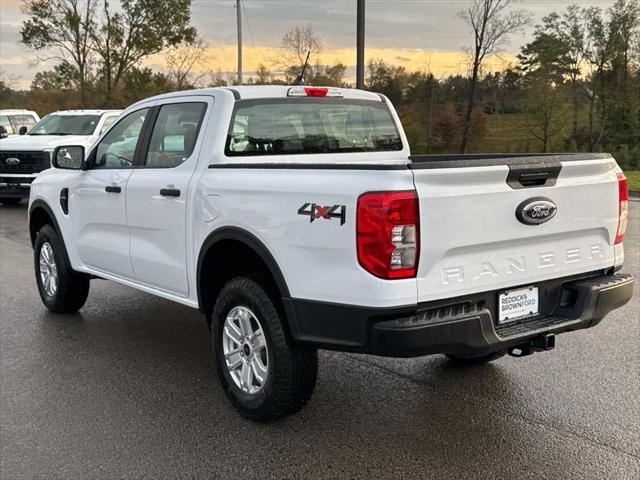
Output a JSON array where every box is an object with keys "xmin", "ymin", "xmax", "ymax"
[
  {"xmin": 165, "ymin": 37, "xmax": 209, "ymax": 89},
  {"xmin": 458, "ymin": 0, "xmax": 532, "ymax": 152},
  {"xmin": 280, "ymin": 23, "xmax": 323, "ymax": 70}
]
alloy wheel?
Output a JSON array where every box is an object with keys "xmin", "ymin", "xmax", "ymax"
[
  {"xmin": 222, "ymin": 306, "xmax": 269, "ymax": 395},
  {"xmin": 39, "ymin": 242, "xmax": 58, "ymax": 297}
]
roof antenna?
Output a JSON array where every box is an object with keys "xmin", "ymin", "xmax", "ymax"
[{"xmin": 292, "ymin": 50, "xmax": 311, "ymax": 86}]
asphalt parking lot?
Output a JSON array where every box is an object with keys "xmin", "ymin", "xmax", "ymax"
[{"xmin": 1, "ymin": 200, "xmax": 638, "ymax": 480}]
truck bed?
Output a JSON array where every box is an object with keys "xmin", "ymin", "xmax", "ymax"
[
  {"xmin": 409, "ymin": 152, "xmax": 621, "ymax": 303},
  {"xmin": 409, "ymin": 153, "xmax": 614, "ymax": 189},
  {"xmin": 409, "ymin": 152, "xmax": 612, "ymax": 168}
]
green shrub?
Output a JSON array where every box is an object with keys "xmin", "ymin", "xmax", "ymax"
[{"xmin": 611, "ymin": 145, "xmax": 640, "ymax": 170}]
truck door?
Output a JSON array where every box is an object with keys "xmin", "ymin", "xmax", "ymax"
[
  {"xmin": 71, "ymin": 107, "xmax": 151, "ymax": 278},
  {"xmin": 125, "ymin": 98, "xmax": 209, "ymax": 296}
]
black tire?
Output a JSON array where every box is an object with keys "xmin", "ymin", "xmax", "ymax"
[
  {"xmin": 211, "ymin": 276, "xmax": 318, "ymax": 422},
  {"xmin": 34, "ymin": 224, "xmax": 90, "ymax": 313},
  {"xmin": 0, "ymin": 197, "xmax": 22, "ymax": 205},
  {"xmin": 445, "ymin": 350, "xmax": 507, "ymax": 366}
]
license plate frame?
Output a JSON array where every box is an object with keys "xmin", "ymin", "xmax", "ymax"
[{"xmin": 498, "ymin": 286, "xmax": 539, "ymax": 324}]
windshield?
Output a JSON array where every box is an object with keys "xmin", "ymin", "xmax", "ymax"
[
  {"xmin": 29, "ymin": 114, "xmax": 101, "ymax": 136},
  {"xmin": 225, "ymin": 99, "xmax": 403, "ymax": 156}
]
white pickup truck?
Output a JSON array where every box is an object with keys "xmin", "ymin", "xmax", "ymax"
[
  {"xmin": 28, "ymin": 86, "xmax": 633, "ymax": 422},
  {"xmin": 0, "ymin": 109, "xmax": 121, "ymax": 204}
]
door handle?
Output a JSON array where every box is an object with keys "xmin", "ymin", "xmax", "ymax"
[
  {"xmin": 105, "ymin": 185, "xmax": 121, "ymax": 193},
  {"xmin": 160, "ymin": 188, "xmax": 181, "ymax": 197}
]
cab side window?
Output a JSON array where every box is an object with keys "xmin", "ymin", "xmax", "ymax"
[
  {"xmin": 0, "ymin": 116, "xmax": 14, "ymax": 135},
  {"xmin": 100, "ymin": 115, "xmax": 117, "ymax": 135},
  {"xmin": 143, "ymin": 103, "xmax": 206, "ymax": 168},
  {"xmin": 93, "ymin": 109, "xmax": 148, "ymax": 169}
]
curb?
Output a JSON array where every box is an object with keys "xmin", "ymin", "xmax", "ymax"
[{"xmin": 630, "ymin": 190, "xmax": 640, "ymax": 198}]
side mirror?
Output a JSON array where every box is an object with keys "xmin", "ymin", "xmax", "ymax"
[
  {"xmin": 0, "ymin": 126, "xmax": 7, "ymax": 139},
  {"xmin": 52, "ymin": 145, "xmax": 85, "ymax": 170},
  {"xmin": 19, "ymin": 126, "xmax": 28, "ymax": 135}
]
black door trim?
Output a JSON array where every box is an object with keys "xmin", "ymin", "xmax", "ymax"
[{"xmin": 133, "ymin": 106, "xmax": 160, "ymax": 168}]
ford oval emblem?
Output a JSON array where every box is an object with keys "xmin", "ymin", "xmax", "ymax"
[
  {"xmin": 516, "ymin": 197, "xmax": 557, "ymax": 225},
  {"xmin": 5, "ymin": 157, "xmax": 20, "ymax": 166}
]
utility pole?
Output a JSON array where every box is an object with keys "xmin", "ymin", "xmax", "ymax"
[
  {"xmin": 427, "ymin": 77, "xmax": 435, "ymax": 154},
  {"xmin": 356, "ymin": 0, "xmax": 365, "ymax": 89},
  {"xmin": 427, "ymin": 55, "xmax": 434, "ymax": 154},
  {"xmin": 236, "ymin": 0, "xmax": 243, "ymax": 85}
]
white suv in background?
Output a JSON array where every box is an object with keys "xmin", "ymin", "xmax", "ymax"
[
  {"xmin": 0, "ymin": 109, "xmax": 121, "ymax": 204},
  {"xmin": 0, "ymin": 109, "xmax": 40, "ymax": 139}
]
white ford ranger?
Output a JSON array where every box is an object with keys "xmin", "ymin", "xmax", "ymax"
[
  {"xmin": 28, "ymin": 86, "xmax": 634, "ymax": 422},
  {"xmin": 0, "ymin": 109, "xmax": 121, "ymax": 204}
]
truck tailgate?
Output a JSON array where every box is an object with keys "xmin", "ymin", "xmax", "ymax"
[{"xmin": 410, "ymin": 154, "xmax": 620, "ymax": 303}]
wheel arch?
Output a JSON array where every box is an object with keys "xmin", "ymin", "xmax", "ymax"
[
  {"xmin": 29, "ymin": 200, "xmax": 62, "ymax": 248},
  {"xmin": 196, "ymin": 227, "xmax": 291, "ymax": 318}
]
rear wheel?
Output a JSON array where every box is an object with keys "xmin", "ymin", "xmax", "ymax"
[
  {"xmin": 0, "ymin": 198, "xmax": 22, "ymax": 205},
  {"xmin": 445, "ymin": 350, "xmax": 507, "ymax": 366},
  {"xmin": 34, "ymin": 224, "xmax": 90, "ymax": 313},
  {"xmin": 211, "ymin": 276, "xmax": 317, "ymax": 422}
]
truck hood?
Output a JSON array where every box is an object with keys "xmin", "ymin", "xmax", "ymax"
[{"xmin": 0, "ymin": 134, "xmax": 96, "ymax": 151}]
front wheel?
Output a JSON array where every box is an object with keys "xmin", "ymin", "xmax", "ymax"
[
  {"xmin": 211, "ymin": 277, "xmax": 318, "ymax": 422},
  {"xmin": 34, "ymin": 224, "xmax": 90, "ymax": 313}
]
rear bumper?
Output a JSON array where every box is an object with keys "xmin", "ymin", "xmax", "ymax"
[{"xmin": 284, "ymin": 272, "xmax": 634, "ymax": 358}]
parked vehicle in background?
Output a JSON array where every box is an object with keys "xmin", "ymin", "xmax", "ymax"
[
  {"xmin": 0, "ymin": 110, "xmax": 121, "ymax": 204},
  {"xmin": 28, "ymin": 86, "xmax": 633, "ymax": 422},
  {"xmin": 0, "ymin": 109, "xmax": 40, "ymax": 139}
]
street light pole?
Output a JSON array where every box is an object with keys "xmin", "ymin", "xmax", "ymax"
[
  {"xmin": 236, "ymin": 0, "xmax": 243, "ymax": 85},
  {"xmin": 356, "ymin": 0, "xmax": 365, "ymax": 89}
]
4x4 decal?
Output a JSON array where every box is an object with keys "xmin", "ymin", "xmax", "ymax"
[{"xmin": 298, "ymin": 203, "xmax": 346, "ymax": 226}]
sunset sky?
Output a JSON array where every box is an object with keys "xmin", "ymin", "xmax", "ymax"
[{"xmin": 0, "ymin": 0, "xmax": 617, "ymax": 89}]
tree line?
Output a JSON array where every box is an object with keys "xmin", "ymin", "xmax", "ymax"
[{"xmin": 1, "ymin": 0, "xmax": 638, "ymax": 169}]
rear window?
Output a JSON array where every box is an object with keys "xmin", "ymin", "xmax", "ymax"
[
  {"xmin": 225, "ymin": 99, "xmax": 403, "ymax": 156},
  {"xmin": 15, "ymin": 114, "xmax": 37, "ymax": 127}
]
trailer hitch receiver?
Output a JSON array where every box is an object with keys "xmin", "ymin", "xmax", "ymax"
[{"xmin": 509, "ymin": 333, "xmax": 556, "ymax": 358}]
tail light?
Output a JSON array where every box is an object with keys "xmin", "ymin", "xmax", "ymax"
[
  {"xmin": 615, "ymin": 173, "xmax": 629, "ymax": 244},
  {"xmin": 357, "ymin": 191, "xmax": 419, "ymax": 279}
]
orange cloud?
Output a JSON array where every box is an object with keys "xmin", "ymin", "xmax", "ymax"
[{"xmin": 149, "ymin": 45, "xmax": 516, "ymax": 81}]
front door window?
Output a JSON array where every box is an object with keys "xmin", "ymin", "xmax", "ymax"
[{"xmin": 93, "ymin": 109, "xmax": 149, "ymax": 169}]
